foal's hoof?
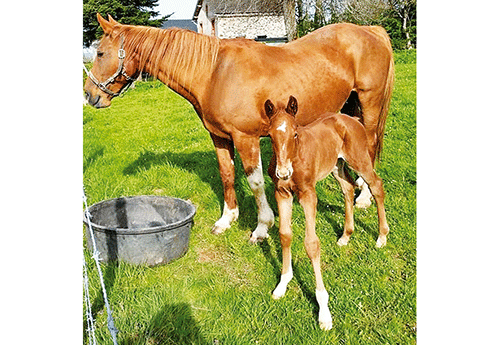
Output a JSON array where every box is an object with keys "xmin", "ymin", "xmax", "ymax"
[
  {"xmin": 319, "ymin": 316, "xmax": 333, "ymax": 331},
  {"xmin": 375, "ymin": 236, "xmax": 387, "ymax": 248},
  {"xmin": 337, "ymin": 236, "xmax": 350, "ymax": 246},
  {"xmin": 272, "ymin": 291, "xmax": 284, "ymax": 300}
]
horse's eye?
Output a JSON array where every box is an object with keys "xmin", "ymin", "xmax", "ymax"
[
  {"xmin": 294, "ymin": 133, "xmax": 298, "ymax": 139},
  {"xmin": 97, "ymin": 51, "xmax": 104, "ymax": 58}
]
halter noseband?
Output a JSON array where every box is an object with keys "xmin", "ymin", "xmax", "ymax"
[{"xmin": 86, "ymin": 36, "xmax": 135, "ymax": 97}]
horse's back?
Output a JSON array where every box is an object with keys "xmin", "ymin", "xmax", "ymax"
[
  {"xmin": 289, "ymin": 22, "xmax": 391, "ymax": 53},
  {"xmin": 204, "ymin": 23, "xmax": 393, "ymax": 138}
]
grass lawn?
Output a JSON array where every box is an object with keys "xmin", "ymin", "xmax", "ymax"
[{"xmin": 83, "ymin": 50, "xmax": 416, "ymax": 344}]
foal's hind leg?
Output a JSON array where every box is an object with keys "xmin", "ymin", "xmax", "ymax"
[
  {"xmin": 348, "ymin": 153, "xmax": 390, "ymax": 248},
  {"xmin": 361, "ymin": 171, "xmax": 390, "ymax": 248},
  {"xmin": 332, "ymin": 160, "xmax": 356, "ymax": 246}
]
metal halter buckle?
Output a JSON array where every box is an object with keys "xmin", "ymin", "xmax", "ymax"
[
  {"xmin": 85, "ymin": 35, "xmax": 135, "ymax": 98},
  {"xmin": 118, "ymin": 48, "xmax": 125, "ymax": 60}
]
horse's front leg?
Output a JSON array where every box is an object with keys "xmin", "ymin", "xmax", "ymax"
[
  {"xmin": 211, "ymin": 134, "xmax": 239, "ymax": 234},
  {"xmin": 233, "ymin": 134, "xmax": 274, "ymax": 243}
]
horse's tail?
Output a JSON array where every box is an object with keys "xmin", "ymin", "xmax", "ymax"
[{"xmin": 374, "ymin": 42, "xmax": 395, "ymax": 162}]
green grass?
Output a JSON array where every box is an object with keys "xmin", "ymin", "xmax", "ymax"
[{"xmin": 83, "ymin": 50, "xmax": 416, "ymax": 344}]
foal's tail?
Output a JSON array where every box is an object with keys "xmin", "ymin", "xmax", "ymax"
[{"xmin": 374, "ymin": 46, "xmax": 395, "ymax": 162}]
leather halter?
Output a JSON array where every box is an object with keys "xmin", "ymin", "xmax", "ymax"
[{"xmin": 87, "ymin": 36, "xmax": 135, "ymax": 97}]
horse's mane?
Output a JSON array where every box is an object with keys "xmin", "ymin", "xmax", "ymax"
[{"xmin": 117, "ymin": 25, "xmax": 220, "ymax": 86}]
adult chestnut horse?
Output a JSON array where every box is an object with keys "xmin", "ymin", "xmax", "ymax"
[
  {"xmin": 84, "ymin": 14, "xmax": 394, "ymax": 242},
  {"xmin": 265, "ymin": 96, "xmax": 390, "ymax": 330}
]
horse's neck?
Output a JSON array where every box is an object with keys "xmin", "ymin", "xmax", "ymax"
[{"xmin": 135, "ymin": 28, "xmax": 219, "ymax": 103}]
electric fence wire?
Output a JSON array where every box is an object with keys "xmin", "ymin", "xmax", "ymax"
[{"xmin": 83, "ymin": 187, "xmax": 119, "ymax": 345}]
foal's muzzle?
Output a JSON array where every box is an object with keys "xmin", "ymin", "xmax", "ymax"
[{"xmin": 276, "ymin": 166, "xmax": 293, "ymax": 180}]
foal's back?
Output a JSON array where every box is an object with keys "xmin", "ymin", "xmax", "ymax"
[{"xmin": 296, "ymin": 112, "xmax": 369, "ymax": 181}]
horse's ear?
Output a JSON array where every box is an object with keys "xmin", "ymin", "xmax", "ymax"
[
  {"xmin": 264, "ymin": 100, "xmax": 275, "ymax": 117},
  {"xmin": 97, "ymin": 13, "xmax": 114, "ymax": 34},
  {"xmin": 108, "ymin": 15, "xmax": 119, "ymax": 25},
  {"xmin": 286, "ymin": 96, "xmax": 298, "ymax": 116}
]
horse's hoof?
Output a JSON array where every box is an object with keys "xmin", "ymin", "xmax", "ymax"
[
  {"xmin": 249, "ymin": 233, "xmax": 268, "ymax": 244},
  {"xmin": 355, "ymin": 197, "xmax": 372, "ymax": 209},
  {"xmin": 211, "ymin": 225, "xmax": 225, "ymax": 235}
]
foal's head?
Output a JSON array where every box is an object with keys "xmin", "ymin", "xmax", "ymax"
[{"xmin": 265, "ymin": 96, "xmax": 299, "ymax": 180}]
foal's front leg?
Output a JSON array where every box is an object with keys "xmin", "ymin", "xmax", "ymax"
[
  {"xmin": 272, "ymin": 192, "xmax": 293, "ymax": 299},
  {"xmin": 234, "ymin": 134, "xmax": 274, "ymax": 242},
  {"xmin": 299, "ymin": 188, "xmax": 333, "ymax": 331}
]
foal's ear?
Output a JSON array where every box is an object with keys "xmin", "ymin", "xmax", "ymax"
[
  {"xmin": 286, "ymin": 96, "xmax": 298, "ymax": 116},
  {"xmin": 264, "ymin": 100, "xmax": 275, "ymax": 117}
]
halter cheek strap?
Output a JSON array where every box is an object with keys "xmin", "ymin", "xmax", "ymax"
[{"xmin": 86, "ymin": 36, "xmax": 135, "ymax": 97}]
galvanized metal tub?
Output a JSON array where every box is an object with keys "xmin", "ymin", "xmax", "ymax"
[{"xmin": 83, "ymin": 195, "xmax": 196, "ymax": 266}]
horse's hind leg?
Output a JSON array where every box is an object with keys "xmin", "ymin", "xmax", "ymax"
[
  {"xmin": 354, "ymin": 88, "xmax": 388, "ymax": 209},
  {"xmin": 355, "ymin": 177, "xmax": 372, "ymax": 209},
  {"xmin": 211, "ymin": 134, "xmax": 239, "ymax": 234},
  {"xmin": 233, "ymin": 134, "xmax": 274, "ymax": 243},
  {"xmin": 332, "ymin": 160, "xmax": 356, "ymax": 246}
]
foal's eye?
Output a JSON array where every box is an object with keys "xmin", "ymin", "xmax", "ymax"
[
  {"xmin": 294, "ymin": 133, "xmax": 298, "ymax": 139},
  {"xmin": 97, "ymin": 51, "xmax": 104, "ymax": 58}
]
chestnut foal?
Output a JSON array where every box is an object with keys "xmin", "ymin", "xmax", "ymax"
[{"xmin": 265, "ymin": 96, "xmax": 390, "ymax": 330}]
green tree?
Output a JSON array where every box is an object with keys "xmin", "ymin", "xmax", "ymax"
[
  {"xmin": 386, "ymin": 0, "xmax": 416, "ymax": 49},
  {"xmin": 83, "ymin": 0, "xmax": 170, "ymax": 47},
  {"xmin": 295, "ymin": 0, "xmax": 416, "ymax": 50}
]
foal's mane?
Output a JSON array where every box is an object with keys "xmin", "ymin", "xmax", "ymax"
[{"xmin": 117, "ymin": 25, "xmax": 220, "ymax": 86}]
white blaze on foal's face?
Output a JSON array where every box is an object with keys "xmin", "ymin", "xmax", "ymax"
[
  {"xmin": 277, "ymin": 120, "xmax": 287, "ymax": 133},
  {"xmin": 271, "ymin": 113, "xmax": 297, "ymax": 180}
]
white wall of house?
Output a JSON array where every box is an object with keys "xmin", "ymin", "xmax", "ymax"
[
  {"xmin": 196, "ymin": 1, "xmax": 215, "ymax": 36},
  {"xmin": 216, "ymin": 14, "xmax": 286, "ymax": 39},
  {"xmin": 194, "ymin": 0, "xmax": 286, "ymax": 41}
]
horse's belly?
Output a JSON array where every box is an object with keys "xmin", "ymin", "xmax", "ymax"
[{"xmin": 201, "ymin": 109, "xmax": 265, "ymax": 139}]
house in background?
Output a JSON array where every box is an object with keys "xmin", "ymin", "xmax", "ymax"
[
  {"xmin": 193, "ymin": 0, "xmax": 288, "ymax": 45},
  {"xmin": 161, "ymin": 19, "xmax": 197, "ymax": 32}
]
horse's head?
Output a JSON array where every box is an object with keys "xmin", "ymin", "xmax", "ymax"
[
  {"xmin": 265, "ymin": 96, "xmax": 299, "ymax": 181},
  {"xmin": 84, "ymin": 14, "xmax": 138, "ymax": 108}
]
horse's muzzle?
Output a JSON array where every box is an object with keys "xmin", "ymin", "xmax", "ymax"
[{"xmin": 85, "ymin": 91, "xmax": 108, "ymax": 109}]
